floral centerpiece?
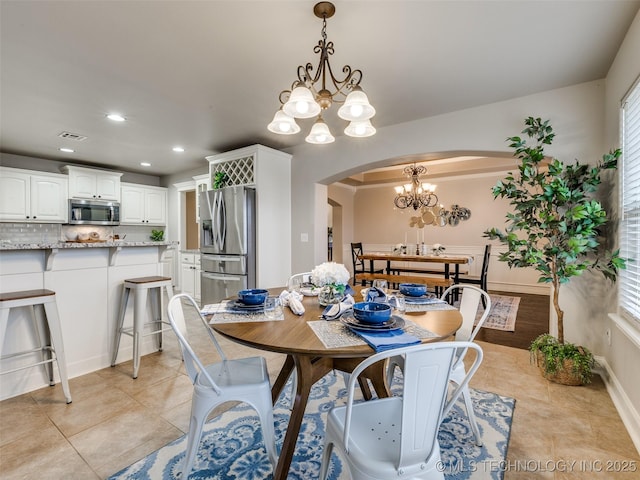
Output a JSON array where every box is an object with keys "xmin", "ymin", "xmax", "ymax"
[
  {"xmin": 310, "ymin": 262, "xmax": 350, "ymax": 306},
  {"xmin": 432, "ymin": 243, "xmax": 445, "ymax": 255}
]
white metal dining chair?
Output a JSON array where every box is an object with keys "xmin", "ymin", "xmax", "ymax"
[
  {"xmin": 320, "ymin": 341, "xmax": 483, "ymax": 480},
  {"xmin": 387, "ymin": 284, "xmax": 491, "ymax": 445},
  {"xmin": 286, "ymin": 271, "xmax": 312, "ymax": 292},
  {"xmin": 167, "ymin": 293, "xmax": 278, "ymax": 478}
]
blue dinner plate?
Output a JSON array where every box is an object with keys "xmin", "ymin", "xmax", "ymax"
[
  {"xmin": 340, "ymin": 315, "xmax": 405, "ymax": 332},
  {"xmin": 403, "ymin": 295, "xmax": 443, "ymax": 305}
]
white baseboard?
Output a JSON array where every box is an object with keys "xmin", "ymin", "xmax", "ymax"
[
  {"xmin": 594, "ymin": 355, "xmax": 640, "ymax": 456},
  {"xmin": 487, "ymin": 281, "xmax": 550, "ymax": 296}
]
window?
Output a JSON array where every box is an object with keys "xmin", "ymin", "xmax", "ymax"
[{"xmin": 620, "ymin": 78, "xmax": 640, "ymax": 324}]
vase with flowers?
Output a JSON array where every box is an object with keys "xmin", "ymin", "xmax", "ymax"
[{"xmin": 311, "ymin": 262, "xmax": 350, "ymax": 307}]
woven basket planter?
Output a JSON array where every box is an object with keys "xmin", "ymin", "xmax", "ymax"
[{"xmin": 535, "ymin": 351, "xmax": 587, "ymax": 386}]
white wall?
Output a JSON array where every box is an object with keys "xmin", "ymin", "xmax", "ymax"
[{"xmin": 602, "ymin": 10, "xmax": 640, "ymax": 453}]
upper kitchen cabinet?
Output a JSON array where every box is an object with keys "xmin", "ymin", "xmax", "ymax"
[
  {"xmin": 193, "ymin": 173, "xmax": 209, "ymax": 223},
  {"xmin": 0, "ymin": 167, "xmax": 68, "ymax": 223},
  {"xmin": 62, "ymin": 165, "xmax": 122, "ymax": 201},
  {"xmin": 120, "ymin": 183, "xmax": 167, "ymax": 225},
  {"xmin": 205, "ymin": 144, "xmax": 291, "ymax": 288}
]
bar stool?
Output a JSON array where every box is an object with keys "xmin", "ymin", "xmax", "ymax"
[
  {"xmin": 0, "ymin": 289, "xmax": 72, "ymax": 403},
  {"xmin": 111, "ymin": 276, "xmax": 174, "ymax": 379}
]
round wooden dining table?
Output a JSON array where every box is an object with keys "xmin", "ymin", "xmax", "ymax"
[{"xmin": 210, "ymin": 290, "xmax": 462, "ymax": 480}]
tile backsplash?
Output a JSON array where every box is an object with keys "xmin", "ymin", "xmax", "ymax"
[
  {"xmin": 0, "ymin": 223, "xmax": 61, "ymax": 243},
  {"xmin": 0, "ymin": 223, "xmax": 163, "ymax": 243}
]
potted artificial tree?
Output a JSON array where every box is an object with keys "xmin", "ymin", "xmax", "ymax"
[{"xmin": 485, "ymin": 117, "xmax": 626, "ymax": 385}]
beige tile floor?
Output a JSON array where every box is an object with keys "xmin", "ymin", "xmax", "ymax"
[{"xmin": 1, "ymin": 330, "xmax": 638, "ymax": 479}]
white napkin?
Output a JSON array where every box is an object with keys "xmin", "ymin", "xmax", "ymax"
[
  {"xmin": 279, "ymin": 290, "xmax": 305, "ymax": 315},
  {"xmin": 365, "ymin": 287, "xmax": 388, "ymax": 303},
  {"xmin": 321, "ymin": 294, "xmax": 355, "ymax": 320}
]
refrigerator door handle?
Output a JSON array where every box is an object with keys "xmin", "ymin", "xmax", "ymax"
[
  {"xmin": 202, "ymin": 272, "xmax": 244, "ymax": 282},
  {"xmin": 201, "ymin": 254, "xmax": 244, "ymax": 262},
  {"xmin": 213, "ymin": 190, "xmax": 226, "ymax": 251}
]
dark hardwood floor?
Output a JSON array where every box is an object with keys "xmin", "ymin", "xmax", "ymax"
[{"xmin": 475, "ymin": 290, "xmax": 550, "ymax": 350}]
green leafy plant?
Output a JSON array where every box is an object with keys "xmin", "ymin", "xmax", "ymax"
[
  {"xmin": 213, "ymin": 171, "xmax": 227, "ymax": 189},
  {"xmin": 485, "ymin": 117, "xmax": 627, "ymax": 383},
  {"xmin": 530, "ymin": 334, "xmax": 595, "ymax": 384},
  {"xmin": 150, "ymin": 229, "xmax": 164, "ymax": 241}
]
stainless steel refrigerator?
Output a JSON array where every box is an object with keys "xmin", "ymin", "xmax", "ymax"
[{"xmin": 199, "ymin": 186, "xmax": 256, "ymax": 305}]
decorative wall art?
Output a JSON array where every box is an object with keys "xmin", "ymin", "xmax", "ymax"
[{"xmin": 409, "ymin": 204, "xmax": 471, "ymax": 229}]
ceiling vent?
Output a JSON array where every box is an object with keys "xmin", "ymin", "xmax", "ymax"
[{"xmin": 58, "ymin": 131, "xmax": 87, "ymax": 141}]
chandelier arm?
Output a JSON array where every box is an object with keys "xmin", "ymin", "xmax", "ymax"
[
  {"xmin": 418, "ymin": 193, "xmax": 439, "ymax": 208},
  {"xmin": 323, "ymin": 63, "xmax": 363, "ymax": 101},
  {"xmin": 394, "ymin": 196, "xmax": 412, "ymax": 209},
  {"xmin": 278, "ymin": 90, "xmax": 292, "ymax": 105}
]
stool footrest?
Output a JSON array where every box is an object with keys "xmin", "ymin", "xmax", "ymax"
[
  {"xmin": 0, "ymin": 355, "xmax": 57, "ymax": 376},
  {"xmin": 0, "ymin": 345, "xmax": 54, "ymax": 362},
  {"xmin": 119, "ymin": 322, "xmax": 172, "ymax": 338}
]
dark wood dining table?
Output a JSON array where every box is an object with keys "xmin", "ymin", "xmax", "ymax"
[
  {"xmin": 210, "ymin": 289, "xmax": 462, "ymax": 480},
  {"xmin": 358, "ymin": 251, "xmax": 472, "ymax": 284}
]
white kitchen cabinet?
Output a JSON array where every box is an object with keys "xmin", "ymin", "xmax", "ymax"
[
  {"xmin": 62, "ymin": 165, "xmax": 122, "ymax": 201},
  {"xmin": 0, "ymin": 167, "xmax": 68, "ymax": 223},
  {"xmin": 120, "ymin": 183, "xmax": 167, "ymax": 225},
  {"xmin": 180, "ymin": 252, "xmax": 200, "ymax": 300},
  {"xmin": 205, "ymin": 145, "xmax": 291, "ymax": 289},
  {"xmin": 161, "ymin": 248, "xmax": 175, "ymax": 286},
  {"xmin": 193, "ymin": 173, "xmax": 209, "ymax": 223}
]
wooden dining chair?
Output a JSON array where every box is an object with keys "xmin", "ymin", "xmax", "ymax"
[
  {"xmin": 350, "ymin": 242, "xmax": 383, "ymax": 286},
  {"xmin": 456, "ymin": 245, "xmax": 491, "ymax": 307}
]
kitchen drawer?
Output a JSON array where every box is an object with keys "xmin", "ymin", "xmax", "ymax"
[{"xmin": 181, "ymin": 253, "xmax": 195, "ymax": 264}]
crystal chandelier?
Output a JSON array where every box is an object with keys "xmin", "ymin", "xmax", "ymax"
[
  {"xmin": 267, "ymin": 2, "xmax": 376, "ymax": 144},
  {"xmin": 394, "ymin": 164, "xmax": 439, "ymax": 210}
]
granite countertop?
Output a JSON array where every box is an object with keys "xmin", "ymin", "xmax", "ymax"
[{"xmin": 0, "ymin": 240, "xmax": 179, "ymax": 251}]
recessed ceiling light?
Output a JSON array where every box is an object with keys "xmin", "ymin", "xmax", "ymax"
[
  {"xmin": 106, "ymin": 113, "xmax": 126, "ymax": 122},
  {"xmin": 59, "ymin": 147, "xmax": 75, "ymax": 153},
  {"xmin": 140, "ymin": 162, "xmax": 152, "ymax": 167},
  {"xmin": 172, "ymin": 146, "xmax": 185, "ymax": 153}
]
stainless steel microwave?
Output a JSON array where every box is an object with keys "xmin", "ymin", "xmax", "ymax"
[{"xmin": 68, "ymin": 199, "xmax": 120, "ymax": 225}]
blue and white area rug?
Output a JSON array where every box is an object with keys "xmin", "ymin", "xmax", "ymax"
[{"xmin": 109, "ymin": 372, "xmax": 515, "ymax": 480}]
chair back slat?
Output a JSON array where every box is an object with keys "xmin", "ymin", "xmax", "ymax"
[
  {"xmin": 440, "ymin": 284, "xmax": 491, "ymax": 342},
  {"xmin": 398, "ymin": 347, "xmax": 456, "ymax": 467},
  {"xmin": 350, "ymin": 242, "xmax": 364, "ymax": 271},
  {"xmin": 167, "ymin": 293, "xmax": 225, "ymax": 394}
]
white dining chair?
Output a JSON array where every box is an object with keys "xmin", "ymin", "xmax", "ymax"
[
  {"xmin": 320, "ymin": 341, "xmax": 483, "ymax": 480},
  {"xmin": 286, "ymin": 271, "xmax": 312, "ymax": 292},
  {"xmin": 387, "ymin": 284, "xmax": 491, "ymax": 446},
  {"xmin": 167, "ymin": 293, "xmax": 278, "ymax": 478}
]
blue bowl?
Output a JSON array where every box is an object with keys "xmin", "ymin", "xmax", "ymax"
[
  {"xmin": 238, "ymin": 289, "xmax": 269, "ymax": 305},
  {"xmin": 399, "ymin": 283, "xmax": 427, "ymax": 297},
  {"xmin": 352, "ymin": 302, "xmax": 392, "ymax": 324}
]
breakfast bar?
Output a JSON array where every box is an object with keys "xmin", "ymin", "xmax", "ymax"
[{"xmin": 0, "ymin": 240, "xmax": 177, "ymax": 400}]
